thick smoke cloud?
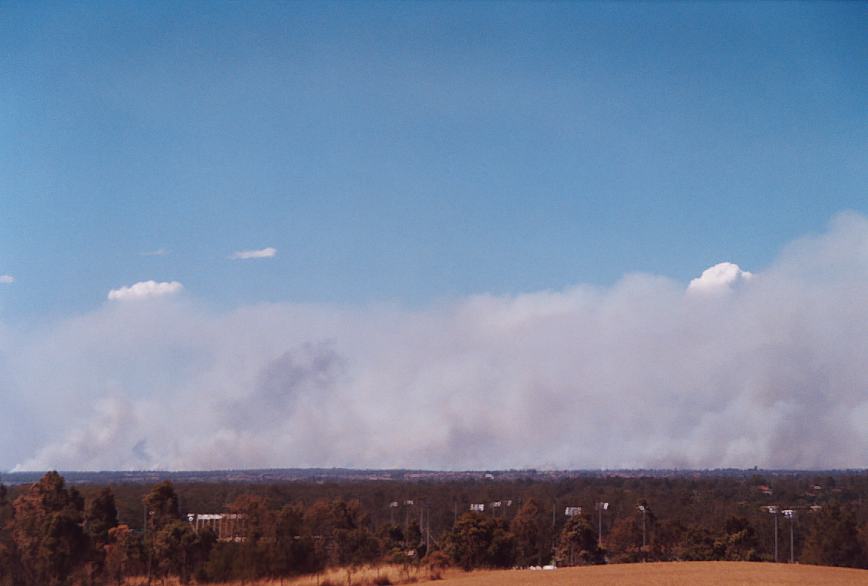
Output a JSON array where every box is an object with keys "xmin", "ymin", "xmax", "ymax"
[{"xmin": 3, "ymin": 213, "xmax": 868, "ymax": 471}]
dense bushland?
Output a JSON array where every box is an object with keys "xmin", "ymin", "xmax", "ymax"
[{"xmin": 1, "ymin": 471, "xmax": 866, "ymax": 585}]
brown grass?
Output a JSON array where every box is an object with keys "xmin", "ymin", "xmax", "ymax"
[
  {"xmin": 427, "ymin": 562, "xmax": 868, "ymax": 586},
  {"xmin": 122, "ymin": 564, "xmax": 428, "ymax": 586},
  {"xmin": 122, "ymin": 562, "xmax": 868, "ymax": 586}
]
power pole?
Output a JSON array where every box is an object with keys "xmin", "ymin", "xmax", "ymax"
[
  {"xmin": 638, "ymin": 505, "xmax": 647, "ymax": 562},
  {"xmin": 596, "ymin": 502, "xmax": 608, "ymax": 548},
  {"xmin": 783, "ymin": 510, "xmax": 795, "ymax": 563},
  {"xmin": 598, "ymin": 507, "xmax": 602, "ymax": 547},
  {"xmin": 145, "ymin": 505, "xmax": 152, "ymax": 586},
  {"xmin": 767, "ymin": 506, "xmax": 779, "ymax": 562},
  {"xmin": 775, "ymin": 512, "xmax": 779, "ymax": 562}
]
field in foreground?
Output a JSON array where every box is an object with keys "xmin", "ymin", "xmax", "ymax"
[
  {"xmin": 422, "ymin": 562, "xmax": 868, "ymax": 586},
  {"xmin": 184, "ymin": 562, "xmax": 868, "ymax": 586},
  {"xmin": 123, "ymin": 562, "xmax": 868, "ymax": 586}
]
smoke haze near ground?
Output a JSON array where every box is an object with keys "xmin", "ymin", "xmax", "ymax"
[{"xmin": 3, "ymin": 213, "xmax": 868, "ymax": 471}]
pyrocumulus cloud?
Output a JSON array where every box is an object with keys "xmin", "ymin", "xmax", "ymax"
[
  {"xmin": 107, "ymin": 280, "xmax": 183, "ymax": 301},
  {"xmin": 687, "ymin": 262, "xmax": 752, "ymax": 293},
  {"xmin": 4, "ymin": 213, "xmax": 868, "ymax": 471}
]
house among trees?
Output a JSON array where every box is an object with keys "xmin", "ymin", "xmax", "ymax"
[{"xmin": 186, "ymin": 513, "xmax": 246, "ymax": 542}]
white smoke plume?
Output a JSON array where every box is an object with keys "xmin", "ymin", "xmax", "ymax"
[{"xmin": 4, "ymin": 212, "xmax": 868, "ymax": 471}]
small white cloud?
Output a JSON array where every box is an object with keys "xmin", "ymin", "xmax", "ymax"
[
  {"xmin": 688, "ymin": 262, "xmax": 753, "ymax": 293},
  {"xmin": 230, "ymin": 247, "xmax": 277, "ymax": 260},
  {"xmin": 107, "ymin": 280, "xmax": 183, "ymax": 301},
  {"xmin": 0, "ymin": 275, "xmax": 13, "ymax": 284},
  {"xmin": 141, "ymin": 248, "xmax": 169, "ymax": 257}
]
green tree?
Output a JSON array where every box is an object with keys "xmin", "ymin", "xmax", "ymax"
[
  {"xmin": 801, "ymin": 504, "xmax": 866, "ymax": 568},
  {"xmin": 510, "ymin": 499, "xmax": 543, "ymax": 567},
  {"xmin": 446, "ymin": 512, "xmax": 514, "ymax": 571},
  {"xmin": 487, "ymin": 522, "xmax": 515, "ymax": 568},
  {"xmin": 10, "ymin": 471, "xmax": 88, "ymax": 586},
  {"xmin": 85, "ymin": 488, "xmax": 118, "ymax": 547},
  {"xmin": 607, "ymin": 503, "xmax": 656, "ymax": 563},
  {"xmin": 103, "ymin": 525, "xmax": 144, "ymax": 585},
  {"xmin": 327, "ymin": 500, "xmax": 381, "ymax": 586},
  {"xmin": 142, "ymin": 480, "xmax": 181, "ymax": 584},
  {"xmin": 675, "ymin": 525, "xmax": 716, "ymax": 561},
  {"xmin": 84, "ymin": 487, "xmax": 119, "ymax": 583},
  {"xmin": 150, "ymin": 519, "xmax": 209, "ymax": 585},
  {"xmin": 653, "ymin": 519, "xmax": 686, "ymax": 561},
  {"xmin": 202, "ymin": 541, "xmax": 241, "ymax": 583},
  {"xmin": 335, "ymin": 526, "xmax": 382, "ymax": 586},
  {"xmin": 227, "ymin": 494, "xmax": 274, "ymax": 581},
  {"xmin": 302, "ymin": 498, "xmax": 381, "ymax": 583},
  {"xmin": 273, "ymin": 503, "xmax": 317, "ymax": 577},
  {"xmin": 378, "ymin": 523, "xmax": 405, "ymax": 554},
  {"xmin": 143, "ymin": 481, "xmax": 179, "ymax": 530},
  {"xmin": 556, "ymin": 514, "xmax": 603, "ymax": 566},
  {"xmin": 0, "ymin": 483, "xmax": 21, "ymax": 586},
  {"xmin": 713, "ymin": 516, "xmax": 760, "ymax": 561},
  {"xmin": 447, "ymin": 512, "xmax": 491, "ymax": 571}
]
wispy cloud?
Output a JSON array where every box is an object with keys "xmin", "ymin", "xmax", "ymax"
[
  {"xmin": 0, "ymin": 275, "xmax": 14, "ymax": 284},
  {"xmin": 107, "ymin": 280, "xmax": 183, "ymax": 301},
  {"xmin": 141, "ymin": 248, "xmax": 169, "ymax": 257},
  {"xmin": 229, "ymin": 247, "xmax": 277, "ymax": 260}
]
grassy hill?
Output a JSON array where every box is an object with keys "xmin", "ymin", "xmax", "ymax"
[{"xmin": 423, "ymin": 562, "xmax": 868, "ymax": 586}]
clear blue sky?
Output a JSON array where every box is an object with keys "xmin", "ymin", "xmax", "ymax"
[{"xmin": 2, "ymin": 1, "xmax": 866, "ymax": 320}]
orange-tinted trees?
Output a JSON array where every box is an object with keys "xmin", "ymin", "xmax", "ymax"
[{"xmin": 10, "ymin": 472, "xmax": 87, "ymax": 586}]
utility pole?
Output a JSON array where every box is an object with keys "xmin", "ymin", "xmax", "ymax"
[
  {"xmin": 598, "ymin": 505, "xmax": 602, "ymax": 547},
  {"xmin": 638, "ymin": 505, "xmax": 647, "ymax": 562},
  {"xmin": 775, "ymin": 511, "xmax": 779, "ymax": 562},
  {"xmin": 418, "ymin": 499, "xmax": 425, "ymax": 553},
  {"xmin": 144, "ymin": 505, "xmax": 152, "ymax": 586},
  {"xmin": 767, "ymin": 506, "xmax": 779, "ymax": 562},
  {"xmin": 783, "ymin": 510, "xmax": 795, "ymax": 563},
  {"xmin": 596, "ymin": 502, "xmax": 608, "ymax": 548}
]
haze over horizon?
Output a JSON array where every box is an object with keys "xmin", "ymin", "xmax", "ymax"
[{"xmin": 1, "ymin": 3, "xmax": 866, "ymax": 472}]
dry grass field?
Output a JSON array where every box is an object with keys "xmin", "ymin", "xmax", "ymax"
[
  {"xmin": 127, "ymin": 562, "xmax": 868, "ymax": 586},
  {"xmin": 423, "ymin": 562, "xmax": 868, "ymax": 586}
]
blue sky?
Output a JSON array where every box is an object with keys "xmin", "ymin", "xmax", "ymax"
[
  {"xmin": 2, "ymin": 2, "xmax": 868, "ymax": 471},
  {"xmin": 2, "ymin": 2, "xmax": 865, "ymax": 319}
]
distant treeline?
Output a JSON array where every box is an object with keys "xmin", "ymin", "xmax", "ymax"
[{"xmin": 1, "ymin": 470, "xmax": 866, "ymax": 585}]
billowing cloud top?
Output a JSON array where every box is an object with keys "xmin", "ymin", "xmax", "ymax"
[
  {"xmin": 687, "ymin": 262, "xmax": 753, "ymax": 293},
  {"xmin": 0, "ymin": 274, "xmax": 14, "ymax": 284},
  {"xmin": 107, "ymin": 280, "xmax": 183, "ymax": 301},
  {"xmin": 4, "ymin": 213, "xmax": 868, "ymax": 472},
  {"xmin": 230, "ymin": 247, "xmax": 277, "ymax": 260}
]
